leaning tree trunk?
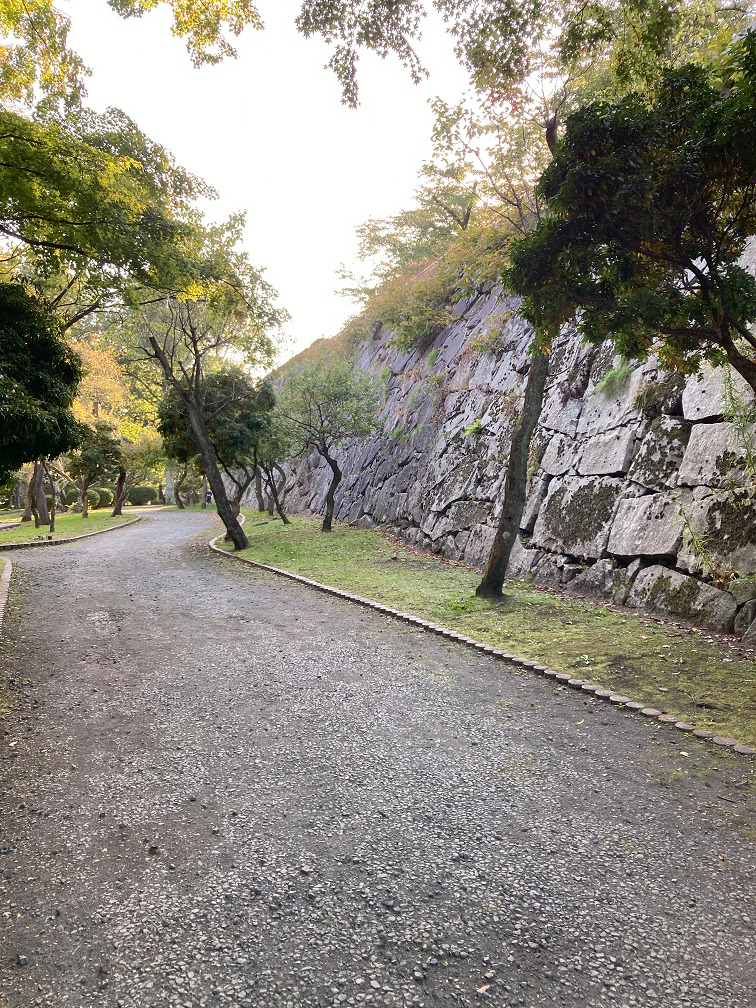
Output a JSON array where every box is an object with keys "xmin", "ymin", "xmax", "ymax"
[
  {"xmin": 111, "ymin": 467, "xmax": 127, "ymax": 516},
  {"xmin": 321, "ymin": 452, "xmax": 342, "ymax": 533},
  {"xmin": 262, "ymin": 464, "xmax": 291, "ymax": 524},
  {"xmin": 184, "ymin": 401, "xmax": 248, "ymax": 550},
  {"xmin": 477, "ymin": 353, "xmax": 550, "ymax": 598}
]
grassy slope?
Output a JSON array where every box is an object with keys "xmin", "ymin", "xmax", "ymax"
[
  {"xmin": 0, "ymin": 511, "xmax": 134, "ymax": 545},
  {"xmin": 230, "ymin": 514, "xmax": 756, "ymax": 745}
]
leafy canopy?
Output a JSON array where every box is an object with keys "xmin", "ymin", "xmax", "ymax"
[
  {"xmin": 68, "ymin": 420, "xmax": 123, "ymax": 487},
  {"xmin": 0, "ymin": 282, "xmax": 83, "ymax": 481},
  {"xmin": 508, "ymin": 30, "xmax": 756, "ymax": 392},
  {"xmin": 279, "ymin": 359, "xmax": 380, "ymax": 456},
  {"xmin": 158, "ymin": 366, "xmax": 275, "ymax": 473}
]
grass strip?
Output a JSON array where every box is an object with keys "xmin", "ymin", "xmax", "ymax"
[
  {"xmin": 0, "ymin": 511, "xmax": 135, "ymax": 545},
  {"xmin": 228, "ymin": 514, "xmax": 756, "ymax": 746}
]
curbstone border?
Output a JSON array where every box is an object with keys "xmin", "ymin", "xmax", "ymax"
[
  {"xmin": 0, "ymin": 557, "xmax": 12, "ymax": 633},
  {"xmin": 208, "ymin": 535, "xmax": 756, "ymax": 759},
  {"xmin": 0, "ymin": 516, "xmax": 141, "ymax": 552}
]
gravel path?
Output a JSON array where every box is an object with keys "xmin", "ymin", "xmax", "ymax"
[{"xmin": 0, "ymin": 511, "xmax": 754, "ymax": 1008}]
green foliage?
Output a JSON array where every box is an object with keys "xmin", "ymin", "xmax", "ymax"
[
  {"xmin": 594, "ymin": 360, "xmax": 633, "ymax": 399},
  {"xmin": 0, "ymin": 1, "xmax": 262, "ymax": 111},
  {"xmin": 279, "ymin": 359, "xmax": 381, "ymax": 455},
  {"xmin": 128, "ymin": 484, "xmax": 159, "ymax": 505},
  {"xmin": 92, "ymin": 486, "xmax": 115, "ymax": 507},
  {"xmin": 464, "ymin": 417, "xmax": 483, "ymax": 437},
  {"xmin": 0, "ymin": 282, "xmax": 83, "ymax": 481},
  {"xmin": 158, "ymin": 365, "xmax": 274, "ymax": 468},
  {"xmin": 68, "ymin": 421, "xmax": 123, "ymax": 489},
  {"xmin": 509, "ymin": 32, "xmax": 756, "ymax": 394},
  {"xmin": 426, "ymin": 348, "xmax": 440, "ymax": 368},
  {"xmin": 86, "ymin": 488, "xmax": 102, "ymax": 509}
]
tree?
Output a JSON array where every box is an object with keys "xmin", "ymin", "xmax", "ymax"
[
  {"xmin": 158, "ymin": 366, "xmax": 275, "ymax": 515},
  {"xmin": 509, "ymin": 31, "xmax": 756, "ymax": 396},
  {"xmin": 0, "ymin": 282, "xmax": 83, "ymax": 483},
  {"xmin": 256, "ymin": 412, "xmax": 293, "ymax": 523},
  {"xmin": 68, "ymin": 421, "xmax": 123, "ymax": 518},
  {"xmin": 111, "ymin": 428, "xmax": 165, "ymax": 515},
  {"xmin": 123, "ymin": 294, "xmax": 279, "ymax": 549},
  {"xmin": 0, "ymin": 1, "xmax": 262, "ymax": 111},
  {"xmin": 279, "ymin": 360, "xmax": 380, "ymax": 531},
  {"xmin": 0, "ymin": 106, "xmax": 219, "ymax": 324}
]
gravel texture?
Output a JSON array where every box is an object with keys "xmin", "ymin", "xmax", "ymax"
[{"xmin": 0, "ymin": 511, "xmax": 754, "ymax": 1008}]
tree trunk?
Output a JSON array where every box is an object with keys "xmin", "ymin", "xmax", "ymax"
[
  {"xmin": 184, "ymin": 401, "xmax": 248, "ymax": 550},
  {"xmin": 111, "ymin": 468, "xmax": 127, "ymax": 516},
  {"xmin": 263, "ymin": 465, "xmax": 291, "ymax": 524},
  {"xmin": 43, "ymin": 462, "xmax": 56, "ymax": 533},
  {"xmin": 78, "ymin": 476, "xmax": 90, "ymax": 519},
  {"xmin": 174, "ymin": 466, "xmax": 187, "ymax": 510},
  {"xmin": 164, "ymin": 467, "xmax": 176, "ymax": 505},
  {"xmin": 477, "ymin": 353, "xmax": 550, "ymax": 598},
  {"xmin": 254, "ymin": 466, "xmax": 265, "ymax": 512},
  {"xmin": 31, "ymin": 462, "xmax": 49, "ymax": 527},
  {"xmin": 21, "ymin": 473, "xmax": 33, "ymax": 522},
  {"xmin": 321, "ymin": 453, "xmax": 342, "ymax": 532},
  {"xmin": 724, "ymin": 339, "xmax": 756, "ymax": 398},
  {"xmin": 201, "ymin": 476, "xmax": 208, "ymax": 509}
]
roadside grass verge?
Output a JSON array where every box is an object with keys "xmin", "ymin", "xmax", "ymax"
[
  {"xmin": 226, "ymin": 514, "xmax": 756, "ymax": 746},
  {"xmin": 0, "ymin": 511, "xmax": 134, "ymax": 545}
]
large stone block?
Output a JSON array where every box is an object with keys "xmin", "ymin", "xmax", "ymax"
[
  {"xmin": 627, "ymin": 565, "xmax": 736, "ymax": 631},
  {"xmin": 677, "ymin": 422, "xmax": 755, "ymax": 488},
  {"xmin": 531, "ymin": 476, "xmax": 630, "ymax": 560},
  {"xmin": 577, "ymin": 426, "xmax": 637, "ymax": 476},
  {"xmin": 682, "ymin": 363, "xmax": 754, "ymax": 421},
  {"xmin": 676, "ymin": 490, "xmax": 756, "ymax": 576},
  {"xmin": 540, "ymin": 433, "xmax": 578, "ymax": 476},
  {"xmin": 627, "ymin": 415, "xmax": 690, "ymax": 489},
  {"xmin": 576, "ymin": 362, "xmax": 649, "ymax": 436},
  {"xmin": 569, "ymin": 558, "xmax": 633, "ymax": 604},
  {"xmin": 607, "ymin": 494, "xmax": 682, "ymax": 558}
]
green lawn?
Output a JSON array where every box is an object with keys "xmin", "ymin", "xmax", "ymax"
[
  {"xmin": 226, "ymin": 514, "xmax": 756, "ymax": 745},
  {"xmin": 0, "ymin": 510, "xmax": 136, "ymax": 545}
]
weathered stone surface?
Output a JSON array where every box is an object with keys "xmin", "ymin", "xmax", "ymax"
[
  {"xmin": 540, "ymin": 433, "xmax": 578, "ymax": 476},
  {"xmin": 677, "ymin": 422, "xmax": 754, "ymax": 488},
  {"xmin": 531, "ymin": 476, "xmax": 629, "ymax": 560},
  {"xmin": 576, "ymin": 362, "xmax": 649, "ymax": 436},
  {"xmin": 627, "ymin": 565, "xmax": 737, "ymax": 631},
  {"xmin": 676, "ymin": 489, "xmax": 756, "ymax": 576},
  {"xmin": 682, "ymin": 363, "xmax": 754, "ymax": 421},
  {"xmin": 608, "ymin": 494, "xmax": 682, "ymax": 558},
  {"xmin": 627, "ymin": 415, "xmax": 690, "ymax": 490},
  {"xmin": 577, "ymin": 426, "xmax": 638, "ymax": 476},
  {"xmin": 569, "ymin": 559, "xmax": 633, "ymax": 604}
]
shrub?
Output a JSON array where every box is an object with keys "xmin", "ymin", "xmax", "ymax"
[
  {"xmin": 92, "ymin": 486, "xmax": 114, "ymax": 507},
  {"xmin": 62, "ymin": 486, "xmax": 79, "ymax": 505},
  {"xmin": 128, "ymin": 485, "xmax": 159, "ymax": 506},
  {"xmin": 86, "ymin": 488, "xmax": 101, "ymax": 509}
]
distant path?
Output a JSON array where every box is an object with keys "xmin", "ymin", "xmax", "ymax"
[{"xmin": 0, "ymin": 511, "xmax": 754, "ymax": 1008}]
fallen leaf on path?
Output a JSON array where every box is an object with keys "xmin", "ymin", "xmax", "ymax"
[{"xmin": 476, "ymin": 985, "xmax": 491, "ymax": 993}]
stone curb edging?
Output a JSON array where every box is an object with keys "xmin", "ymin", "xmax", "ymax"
[
  {"xmin": 208, "ymin": 535, "xmax": 756, "ymax": 758},
  {"xmin": 0, "ymin": 557, "xmax": 12, "ymax": 633},
  {"xmin": 0, "ymin": 516, "xmax": 142, "ymax": 552}
]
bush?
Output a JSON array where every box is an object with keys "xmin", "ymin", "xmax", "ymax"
[
  {"xmin": 92, "ymin": 486, "xmax": 114, "ymax": 507},
  {"xmin": 62, "ymin": 486, "xmax": 79, "ymax": 506},
  {"xmin": 128, "ymin": 485, "xmax": 159, "ymax": 506},
  {"xmin": 86, "ymin": 488, "xmax": 101, "ymax": 509}
]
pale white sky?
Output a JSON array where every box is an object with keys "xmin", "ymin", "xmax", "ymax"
[{"xmin": 66, "ymin": 0, "xmax": 470, "ymax": 357}]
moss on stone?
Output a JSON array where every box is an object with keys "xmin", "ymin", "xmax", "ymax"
[
  {"xmin": 542, "ymin": 479, "xmax": 621, "ymax": 547},
  {"xmin": 647, "ymin": 572, "xmax": 702, "ymax": 619},
  {"xmin": 634, "ymin": 371, "xmax": 686, "ymax": 419}
]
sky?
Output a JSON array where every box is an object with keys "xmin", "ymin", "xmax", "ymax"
[{"xmin": 66, "ymin": 0, "xmax": 471, "ymax": 359}]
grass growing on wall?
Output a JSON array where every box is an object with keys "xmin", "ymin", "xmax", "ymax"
[{"xmin": 226, "ymin": 514, "xmax": 756, "ymax": 746}]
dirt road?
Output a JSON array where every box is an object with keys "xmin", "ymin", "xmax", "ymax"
[{"xmin": 0, "ymin": 511, "xmax": 754, "ymax": 1008}]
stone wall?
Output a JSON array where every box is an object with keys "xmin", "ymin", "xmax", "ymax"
[{"xmin": 258, "ymin": 264, "xmax": 756, "ymax": 637}]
